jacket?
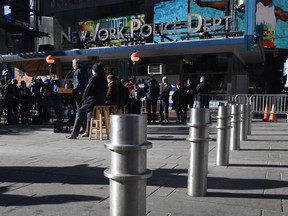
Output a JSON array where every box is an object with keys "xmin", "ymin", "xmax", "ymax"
[
  {"xmin": 145, "ymin": 78, "xmax": 160, "ymax": 100},
  {"xmin": 78, "ymin": 71, "xmax": 108, "ymax": 113}
]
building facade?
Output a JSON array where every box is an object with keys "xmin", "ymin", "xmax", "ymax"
[{"xmin": 1, "ymin": 0, "xmax": 287, "ymax": 94}]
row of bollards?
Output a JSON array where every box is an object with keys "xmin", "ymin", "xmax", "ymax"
[
  {"xmin": 103, "ymin": 104, "xmax": 253, "ymax": 215},
  {"xmin": 187, "ymin": 102, "xmax": 252, "ymax": 197}
]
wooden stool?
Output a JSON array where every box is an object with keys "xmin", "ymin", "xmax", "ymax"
[
  {"xmin": 115, "ymin": 105, "xmax": 128, "ymax": 114},
  {"xmin": 89, "ymin": 105, "xmax": 118, "ymax": 140}
]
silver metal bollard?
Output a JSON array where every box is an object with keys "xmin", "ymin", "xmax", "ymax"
[
  {"xmin": 240, "ymin": 104, "xmax": 247, "ymax": 141},
  {"xmin": 216, "ymin": 105, "xmax": 231, "ymax": 166},
  {"xmin": 230, "ymin": 104, "xmax": 240, "ymax": 151},
  {"xmin": 104, "ymin": 114, "xmax": 152, "ymax": 216},
  {"xmin": 187, "ymin": 108, "xmax": 210, "ymax": 197}
]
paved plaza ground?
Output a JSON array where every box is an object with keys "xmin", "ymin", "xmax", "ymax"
[{"xmin": 0, "ymin": 118, "xmax": 288, "ymax": 216}]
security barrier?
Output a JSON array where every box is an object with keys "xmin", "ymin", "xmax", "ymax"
[
  {"xmin": 187, "ymin": 108, "xmax": 210, "ymax": 197},
  {"xmin": 104, "ymin": 114, "xmax": 152, "ymax": 216}
]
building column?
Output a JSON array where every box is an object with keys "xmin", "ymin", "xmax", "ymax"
[{"xmin": 229, "ymin": 56, "xmax": 249, "ymax": 94}]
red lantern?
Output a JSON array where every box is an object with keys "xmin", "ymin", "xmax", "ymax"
[
  {"xmin": 130, "ymin": 51, "xmax": 140, "ymax": 63},
  {"xmin": 46, "ymin": 55, "xmax": 55, "ymax": 65}
]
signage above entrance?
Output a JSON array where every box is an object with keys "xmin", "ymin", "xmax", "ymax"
[{"xmin": 61, "ymin": 13, "xmax": 233, "ymax": 47}]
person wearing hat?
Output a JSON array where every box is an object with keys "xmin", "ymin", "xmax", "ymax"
[{"xmin": 67, "ymin": 63, "xmax": 108, "ymax": 139}]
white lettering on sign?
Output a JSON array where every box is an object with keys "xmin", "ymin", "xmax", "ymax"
[{"xmin": 60, "ymin": 13, "xmax": 232, "ymax": 44}]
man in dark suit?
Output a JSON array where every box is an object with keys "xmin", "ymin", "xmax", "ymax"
[
  {"xmin": 67, "ymin": 63, "xmax": 108, "ymax": 139},
  {"xmin": 71, "ymin": 58, "xmax": 90, "ymax": 131}
]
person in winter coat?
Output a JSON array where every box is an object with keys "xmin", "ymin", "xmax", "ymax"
[
  {"xmin": 159, "ymin": 76, "xmax": 172, "ymax": 122},
  {"xmin": 18, "ymin": 80, "xmax": 32, "ymax": 124},
  {"xmin": 144, "ymin": 75, "xmax": 159, "ymax": 123},
  {"xmin": 72, "ymin": 58, "xmax": 90, "ymax": 131},
  {"xmin": 196, "ymin": 76, "xmax": 211, "ymax": 108},
  {"xmin": 67, "ymin": 63, "xmax": 108, "ymax": 139},
  {"xmin": 172, "ymin": 82, "xmax": 186, "ymax": 123},
  {"xmin": 105, "ymin": 75, "xmax": 119, "ymax": 106},
  {"xmin": 72, "ymin": 58, "xmax": 89, "ymax": 107},
  {"xmin": 116, "ymin": 79, "xmax": 129, "ymax": 113},
  {"xmin": 129, "ymin": 83, "xmax": 144, "ymax": 114}
]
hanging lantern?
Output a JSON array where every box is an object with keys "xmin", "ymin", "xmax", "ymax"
[
  {"xmin": 46, "ymin": 55, "xmax": 55, "ymax": 65},
  {"xmin": 130, "ymin": 51, "xmax": 140, "ymax": 63}
]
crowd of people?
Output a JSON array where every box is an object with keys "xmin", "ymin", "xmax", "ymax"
[
  {"xmin": 145, "ymin": 74, "xmax": 211, "ymax": 124},
  {"xmin": 0, "ymin": 74, "xmax": 64, "ymax": 125},
  {"xmin": 0, "ymin": 58, "xmax": 212, "ymax": 137}
]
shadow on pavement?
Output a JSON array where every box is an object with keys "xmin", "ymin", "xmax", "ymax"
[
  {"xmin": 0, "ymin": 125, "xmax": 53, "ymax": 136},
  {"xmin": 0, "ymin": 164, "xmax": 108, "ymax": 185},
  {"xmin": 207, "ymin": 192, "xmax": 288, "ymax": 199},
  {"xmin": 0, "ymin": 186, "xmax": 102, "ymax": 206}
]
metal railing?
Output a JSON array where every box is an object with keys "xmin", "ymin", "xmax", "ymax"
[
  {"xmin": 249, "ymin": 94, "xmax": 288, "ymax": 114},
  {"xmin": 141, "ymin": 94, "xmax": 288, "ymax": 115}
]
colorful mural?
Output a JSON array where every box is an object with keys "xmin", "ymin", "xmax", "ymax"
[
  {"xmin": 154, "ymin": 0, "xmax": 288, "ymax": 49},
  {"xmin": 154, "ymin": 0, "xmax": 245, "ymax": 42},
  {"xmin": 78, "ymin": 15, "xmax": 145, "ymax": 31},
  {"xmin": 257, "ymin": 0, "xmax": 288, "ymax": 48},
  {"xmin": 73, "ymin": 0, "xmax": 288, "ymax": 49},
  {"xmin": 77, "ymin": 15, "xmax": 145, "ymax": 46}
]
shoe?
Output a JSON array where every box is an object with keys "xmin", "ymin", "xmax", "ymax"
[
  {"xmin": 79, "ymin": 129, "xmax": 85, "ymax": 134},
  {"xmin": 66, "ymin": 135, "xmax": 77, "ymax": 139},
  {"xmin": 81, "ymin": 133, "xmax": 88, "ymax": 137},
  {"xmin": 176, "ymin": 120, "xmax": 180, "ymax": 123}
]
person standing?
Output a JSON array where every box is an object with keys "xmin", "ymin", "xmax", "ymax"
[
  {"xmin": 105, "ymin": 75, "xmax": 119, "ymax": 106},
  {"xmin": 40, "ymin": 79, "xmax": 53, "ymax": 124},
  {"xmin": 184, "ymin": 79, "xmax": 197, "ymax": 121},
  {"xmin": 18, "ymin": 80, "xmax": 32, "ymax": 124},
  {"xmin": 72, "ymin": 58, "xmax": 89, "ymax": 132},
  {"xmin": 72, "ymin": 59, "xmax": 89, "ymax": 106},
  {"xmin": 2, "ymin": 77, "xmax": 19, "ymax": 124},
  {"xmin": 144, "ymin": 75, "xmax": 160, "ymax": 124},
  {"xmin": 159, "ymin": 76, "xmax": 172, "ymax": 123},
  {"xmin": 172, "ymin": 82, "xmax": 186, "ymax": 123},
  {"xmin": 196, "ymin": 76, "xmax": 211, "ymax": 108},
  {"xmin": 129, "ymin": 83, "xmax": 144, "ymax": 114},
  {"xmin": 124, "ymin": 79, "xmax": 134, "ymax": 113},
  {"xmin": 116, "ymin": 78, "xmax": 129, "ymax": 113},
  {"xmin": 67, "ymin": 63, "xmax": 108, "ymax": 139},
  {"xmin": 30, "ymin": 77, "xmax": 43, "ymax": 121}
]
